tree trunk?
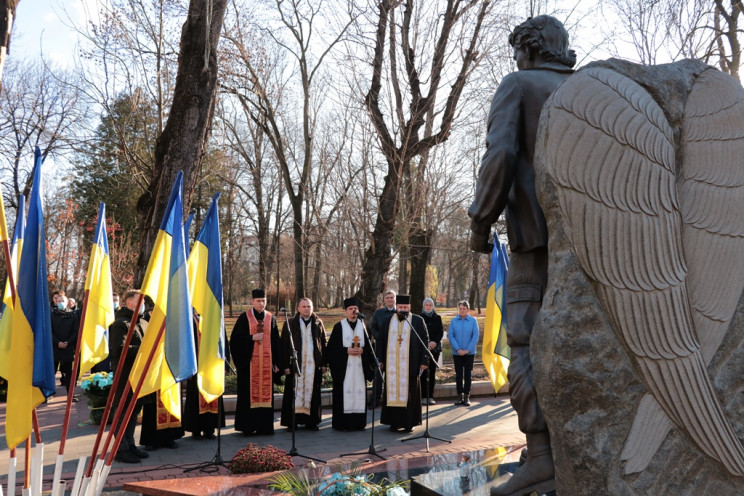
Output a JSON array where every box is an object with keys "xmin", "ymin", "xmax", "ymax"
[
  {"xmin": 354, "ymin": 161, "xmax": 401, "ymax": 317},
  {"xmin": 409, "ymin": 227, "xmax": 432, "ymax": 314},
  {"xmin": 134, "ymin": 0, "xmax": 228, "ymax": 285}
]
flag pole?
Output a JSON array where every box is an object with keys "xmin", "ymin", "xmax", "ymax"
[
  {"xmin": 84, "ymin": 293, "xmax": 144, "ymax": 478},
  {"xmin": 96, "ymin": 320, "xmax": 167, "ymax": 495},
  {"xmin": 7, "ymin": 448, "xmax": 16, "ymax": 496},
  {"xmin": 53, "ymin": 290, "xmax": 90, "ymax": 495},
  {"xmin": 23, "ymin": 437, "xmax": 31, "ymax": 492}
]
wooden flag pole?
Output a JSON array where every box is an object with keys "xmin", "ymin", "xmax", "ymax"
[
  {"xmin": 84, "ymin": 293, "xmax": 144, "ymax": 478},
  {"xmin": 23, "ymin": 437, "xmax": 30, "ymax": 490}
]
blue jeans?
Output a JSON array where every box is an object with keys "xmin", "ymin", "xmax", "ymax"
[{"xmin": 453, "ymin": 354, "xmax": 474, "ymax": 395}]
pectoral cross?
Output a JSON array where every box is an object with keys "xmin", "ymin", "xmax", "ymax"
[
  {"xmin": 352, "ymin": 335, "xmax": 360, "ymax": 348},
  {"xmin": 397, "ymin": 333, "xmax": 404, "ymax": 346}
]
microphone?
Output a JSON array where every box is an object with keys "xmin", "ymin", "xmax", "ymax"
[{"xmin": 355, "ymin": 311, "xmax": 367, "ymax": 320}]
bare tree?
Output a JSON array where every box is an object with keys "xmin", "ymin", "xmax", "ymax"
[
  {"xmin": 0, "ymin": 59, "xmax": 85, "ymax": 209},
  {"xmin": 350, "ymin": 0, "xmax": 494, "ymax": 316},
  {"xmin": 134, "ymin": 0, "xmax": 228, "ymax": 283}
]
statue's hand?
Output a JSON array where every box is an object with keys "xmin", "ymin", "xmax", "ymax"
[{"xmin": 470, "ymin": 230, "xmax": 493, "ymax": 253}]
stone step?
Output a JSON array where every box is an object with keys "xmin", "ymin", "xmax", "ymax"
[{"xmin": 222, "ymin": 380, "xmax": 508, "ymax": 413}]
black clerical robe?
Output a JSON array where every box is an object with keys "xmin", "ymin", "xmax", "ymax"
[
  {"xmin": 378, "ymin": 313, "xmax": 429, "ymax": 431},
  {"xmin": 229, "ymin": 309, "xmax": 281, "ymax": 434},
  {"xmin": 279, "ymin": 313, "xmax": 327, "ymax": 429},
  {"xmin": 327, "ymin": 319, "xmax": 374, "ymax": 430}
]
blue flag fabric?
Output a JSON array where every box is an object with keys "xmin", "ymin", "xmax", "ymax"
[
  {"xmin": 163, "ymin": 172, "xmax": 197, "ymax": 382},
  {"xmin": 23, "ymin": 147, "xmax": 55, "ymax": 397}
]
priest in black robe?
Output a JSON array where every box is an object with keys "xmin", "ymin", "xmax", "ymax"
[
  {"xmin": 229, "ymin": 289, "xmax": 282, "ymax": 435},
  {"xmin": 378, "ymin": 294, "xmax": 429, "ymax": 433},
  {"xmin": 327, "ymin": 297, "xmax": 374, "ymax": 431},
  {"xmin": 279, "ymin": 297, "xmax": 327, "ymax": 431}
]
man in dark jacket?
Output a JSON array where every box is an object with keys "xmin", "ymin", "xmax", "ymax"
[
  {"xmin": 279, "ymin": 298, "xmax": 327, "ymax": 431},
  {"xmin": 468, "ymin": 15, "xmax": 576, "ymax": 496},
  {"xmin": 51, "ymin": 290, "xmax": 79, "ymax": 399},
  {"xmin": 367, "ymin": 289, "xmax": 396, "ymax": 407},
  {"xmin": 109, "ymin": 290, "xmax": 150, "ymax": 464}
]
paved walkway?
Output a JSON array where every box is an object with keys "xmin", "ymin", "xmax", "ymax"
[{"xmin": 0, "ymin": 384, "xmax": 523, "ymax": 494}]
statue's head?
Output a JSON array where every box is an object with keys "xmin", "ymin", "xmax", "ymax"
[{"xmin": 509, "ymin": 15, "xmax": 576, "ymax": 69}]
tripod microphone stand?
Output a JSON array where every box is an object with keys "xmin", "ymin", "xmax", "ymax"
[
  {"xmin": 184, "ymin": 315, "xmax": 232, "ymax": 474},
  {"xmin": 184, "ymin": 395, "xmax": 229, "ymax": 473},
  {"xmin": 281, "ymin": 308, "xmax": 325, "ymax": 463},
  {"xmin": 401, "ymin": 313, "xmax": 451, "ymax": 452},
  {"xmin": 340, "ymin": 313, "xmax": 386, "ymax": 460}
]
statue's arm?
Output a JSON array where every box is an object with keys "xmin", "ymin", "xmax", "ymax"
[{"xmin": 468, "ymin": 75, "xmax": 522, "ymax": 251}]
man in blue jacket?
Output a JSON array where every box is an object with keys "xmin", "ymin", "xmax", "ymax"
[{"xmin": 448, "ymin": 301, "xmax": 479, "ymax": 407}]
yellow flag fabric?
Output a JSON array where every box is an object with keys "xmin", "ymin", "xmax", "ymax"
[
  {"xmin": 186, "ymin": 193, "xmax": 225, "ymax": 403},
  {"xmin": 0, "ymin": 189, "xmax": 8, "ymax": 242},
  {"xmin": 79, "ymin": 202, "xmax": 115, "ymax": 377},
  {"xmin": 0, "ymin": 194, "xmax": 23, "ymax": 381},
  {"xmin": 128, "ymin": 172, "xmax": 196, "ymax": 420},
  {"xmin": 6, "ymin": 149, "xmax": 55, "ymax": 449},
  {"xmin": 482, "ymin": 241, "xmax": 510, "ymax": 393},
  {"xmin": 128, "ymin": 229, "xmax": 180, "ymax": 418}
]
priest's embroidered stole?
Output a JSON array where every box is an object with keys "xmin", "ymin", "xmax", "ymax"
[
  {"xmin": 295, "ymin": 319, "xmax": 315, "ymax": 415},
  {"xmin": 248, "ymin": 310, "xmax": 273, "ymax": 408},
  {"xmin": 341, "ymin": 319, "xmax": 366, "ymax": 413},
  {"xmin": 156, "ymin": 389, "xmax": 182, "ymax": 429},
  {"xmin": 385, "ymin": 317, "xmax": 411, "ymax": 407}
]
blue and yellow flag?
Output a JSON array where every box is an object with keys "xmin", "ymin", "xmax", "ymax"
[
  {"xmin": 6, "ymin": 148, "xmax": 55, "ymax": 449},
  {"xmin": 187, "ymin": 193, "xmax": 225, "ymax": 403},
  {"xmin": 482, "ymin": 239, "xmax": 510, "ymax": 393},
  {"xmin": 0, "ymin": 194, "xmax": 24, "ymax": 382},
  {"xmin": 78, "ymin": 202, "xmax": 115, "ymax": 377},
  {"xmin": 129, "ymin": 171, "xmax": 196, "ymax": 419}
]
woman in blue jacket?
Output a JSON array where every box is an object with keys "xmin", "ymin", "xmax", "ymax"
[{"xmin": 448, "ymin": 300, "xmax": 479, "ymax": 406}]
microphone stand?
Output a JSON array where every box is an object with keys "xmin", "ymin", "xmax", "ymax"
[
  {"xmin": 185, "ymin": 316, "xmax": 230, "ymax": 473},
  {"xmin": 340, "ymin": 314, "xmax": 386, "ymax": 460},
  {"xmin": 282, "ymin": 308, "xmax": 325, "ymax": 463},
  {"xmin": 401, "ymin": 313, "xmax": 451, "ymax": 452}
]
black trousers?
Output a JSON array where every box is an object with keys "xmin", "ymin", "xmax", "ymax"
[
  {"xmin": 420, "ymin": 349, "xmax": 440, "ymax": 398},
  {"xmin": 452, "ymin": 354, "xmax": 474, "ymax": 395},
  {"xmin": 54, "ymin": 361, "xmax": 73, "ymax": 394}
]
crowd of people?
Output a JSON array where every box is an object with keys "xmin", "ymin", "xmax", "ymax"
[{"xmin": 50, "ymin": 287, "xmax": 480, "ymax": 464}]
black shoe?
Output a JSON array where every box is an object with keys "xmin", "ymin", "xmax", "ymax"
[
  {"xmin": 192, "ymin": 433, "xmax": 204, "ymax": 440},
  {"xmin": 72, "ymin": 395, "xmax": 79, "ymax": 403},
  {"xmin": 305, "ymin": 424, "xmax": 319, "ymax": 431},
  {"xmin": 163, "ymin": 440, "xmax": 179, "ymax": 449},
  {"xmin": 145, "ymin": 445, "xmax": 156, "ymax": 451},
  {"xmin": 204, "ymin": 432, "xmax": 216, "ymax": 440},
  {"xmin": 114, "ymin": 451, "xmax": 140, "ymax": 464},
  {"xmin": 463, "ymin": 394, "xmax": 471, "ymax": 406},
  {"xmin": 130, "ymin": 447, "xmax": 149, "ymax": 459},
  {"xmin": 428, "ymin": 398, "xmax": 436, "ymax": 405}
]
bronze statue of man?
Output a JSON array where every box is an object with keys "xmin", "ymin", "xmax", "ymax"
[{"xmin": 468, "ymin": 15, "xmax": 576, "ymax": 496}]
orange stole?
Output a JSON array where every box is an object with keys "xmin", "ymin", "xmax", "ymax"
[
  {"xmin": 248, "ymin": 310, "xmax": 273, "ymax": 408},
  {"xmin": 199, "ymin": 393, "xmax": 219, "ymax": 415},
  {"xmin": 156, "ymin": 390, "xmax": 181, "ymax": 430}
]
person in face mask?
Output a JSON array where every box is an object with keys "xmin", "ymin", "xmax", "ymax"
[{"xmin": 50, "ymin": 290, "xmax": 80, "ymax": 400}]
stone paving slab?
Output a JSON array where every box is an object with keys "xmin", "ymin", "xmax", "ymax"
[{"xmin": 0, "ymin": 384, "xmax": 522, "ymax": 494}]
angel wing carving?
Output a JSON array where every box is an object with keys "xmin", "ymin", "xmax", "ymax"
[{"xmin": 537, "ymin": 65, "xmax": 744, "ymax": 476}]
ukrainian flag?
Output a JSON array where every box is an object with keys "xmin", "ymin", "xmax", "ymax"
[
  {"xmin": 482, "ymin": 239, "xmax": 510, "ymax": 393},
  {"xmin": 78, "ymin": 202, "xmax": 115, "ymax": 376},
  {"xmin": 0, "ymin": 194, "xmax": 24, "ymax": 382},
  {"xmin": 6, "ymin": 148, "xmax": 55, "ymax": 449},
  {"xmin": 187, "ymin": 193, "xmax": 225, "ymax": 403},
  {"xmin": 128, "ymin": 171, "xmax": 196, "ymax": 419}
]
